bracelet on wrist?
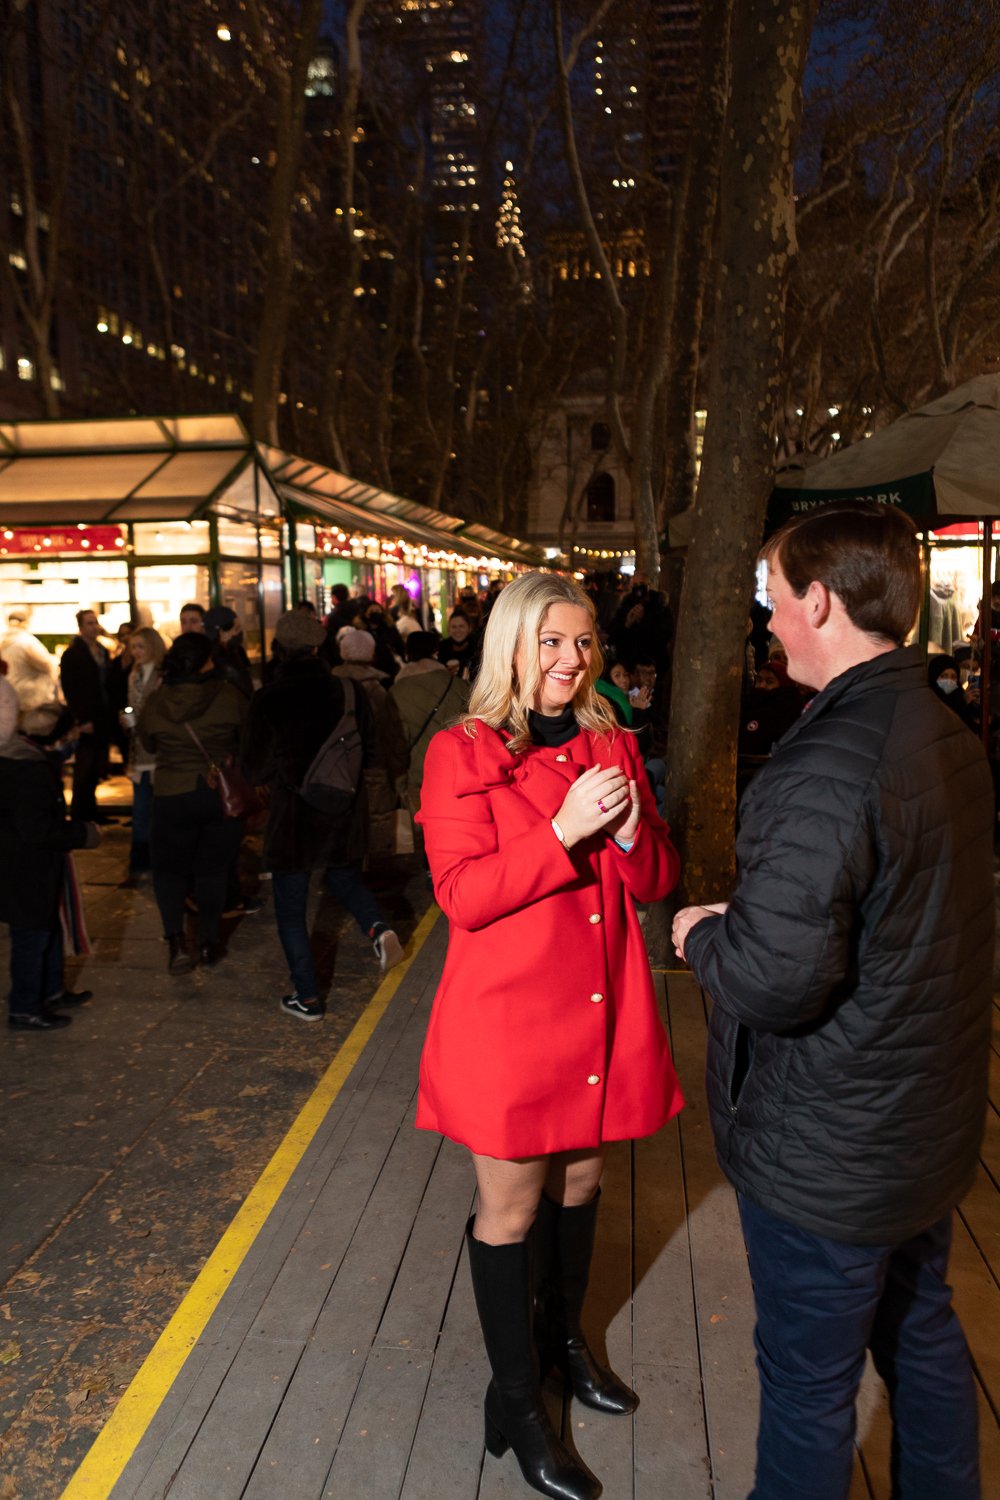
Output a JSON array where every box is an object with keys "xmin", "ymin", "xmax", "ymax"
[{"xmin": 551, "ymin": 817, "xmax": 567, "ymax": 846}]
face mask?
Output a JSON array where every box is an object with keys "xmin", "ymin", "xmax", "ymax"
[{"xmin": 938, "ymin": 679, "xmax": 959, "ymax": 696}]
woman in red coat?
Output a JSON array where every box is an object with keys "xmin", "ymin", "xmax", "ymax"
[{"xmin": 417, "ymin": 572, "xmax": 683, "ymax": 1500}]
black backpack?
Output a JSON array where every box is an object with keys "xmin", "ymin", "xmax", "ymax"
[{"xmin": 298, "ymin": 679, "xmax": 364, "ymax": 816}]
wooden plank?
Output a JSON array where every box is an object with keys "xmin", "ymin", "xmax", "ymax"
[
  {"xmin": 568, "ymin": 1142, "xmax": 634, "ymax": 1500},
  {"xmin": 112, "ymin": 932, "xmax": 443, "ymax": 1499},
  {"xmin": 665, "ymin": 974, "xmax": 758, "ymax": 1500},
  {"xmin": 247, "ymin": 1049, "xmax": 434, "ymax": 1346},
  {"xmin": 120, "ymin": 1336, "xmax": 244, "ymax": 1500},
  {"xmin": 399, "ymin": 1230, "xmax": 488, "ymax": 1500},
  {"xmin": 951, "ymin": 1200, "xmax": 1000, "ymax": 1480},
  {"xmin": 631, "ymin": 973, "xmax": 712, "ymax": 1498},
  {"xmin": 375, "ymin": 1135, "xmax": 476, "ymax": 1352},
  {"xmin": 161, "ymin": 1335, "xmax": 304, "ymax": 1500},
  {"xmin": 241, "ymin": 1107, "xmax": 444, "ymax": 1492},
  {"xmin": 116, "ymin": 1019, "xmax": 421, "ymax": 1500},
  {"xmin": 322, "ymin": 1347, "xmax": 433, "ymax": 1499},
  {"xmin": 241, "ymin": 924, "xmax": 444, "ymax": 1347}
]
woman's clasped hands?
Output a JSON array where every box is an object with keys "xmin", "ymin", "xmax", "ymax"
[{"xmin": 554, "ymin": 762, "xmax": 641, "ymax": 849}]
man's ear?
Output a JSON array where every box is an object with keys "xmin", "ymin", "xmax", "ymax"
[{"xmin": 805, "ymin": 579, "xmax": 832, "ymax": 629}]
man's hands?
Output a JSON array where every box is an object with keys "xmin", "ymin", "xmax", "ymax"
[
  {"xmin": 672, "ymin": 902, "xmax": 729, "ymax": 960},
  {"xmin": 554, "ymin": 762, "xmax": 638, "ymax": 848}
]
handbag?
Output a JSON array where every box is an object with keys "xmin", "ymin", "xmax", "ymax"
[{"xmin": 184, "ymin": 721, "xmax": 268, "ymax": 830}]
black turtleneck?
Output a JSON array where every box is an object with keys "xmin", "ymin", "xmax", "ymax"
[{"xmin": 527, "ymin": 703, "xmax": 580, "ymax": 748}]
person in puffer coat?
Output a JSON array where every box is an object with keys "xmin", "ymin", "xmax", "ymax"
[{"xmin": 673, "ymin": 502, "xmax": 993, "ymax": 1500}]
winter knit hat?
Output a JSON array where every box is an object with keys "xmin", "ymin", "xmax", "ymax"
[
  {"xmin": 203, "ymin": 605, "xmax": 237, "ymax": 641},
  {"xmin": 337, "ymin": 629, "xmax": 376, "ymax": 663},
  {"xmin": 274, "ymin": 609, "xmax": 326, "ymax": 650}
]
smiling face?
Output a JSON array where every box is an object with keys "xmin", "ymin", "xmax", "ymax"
[
  {"xmin": 516, "ymin": 601, "xmax": 594, "ymax": 715},
  {"xmin": 448, "ymin": 612, "xmax": 471, "ymax": 644}
]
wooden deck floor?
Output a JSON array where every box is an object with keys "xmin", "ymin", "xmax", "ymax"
[{"xmin": 102, "ymin": 911, "xmax": 1000, "ymax": 1500}]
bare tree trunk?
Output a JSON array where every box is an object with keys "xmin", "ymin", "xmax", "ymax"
[
  {"xmin": 662, "ymin": 0, "xmax": 815, "ymax": 921},
  {"xmin": 246, "ymin": 0, "xmax": 325, "ymax": 445}
]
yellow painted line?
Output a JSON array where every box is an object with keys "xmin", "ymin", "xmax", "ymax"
[{"xmin": 61, "ymin": 904, "xmax": 441, "ymax": 1500}]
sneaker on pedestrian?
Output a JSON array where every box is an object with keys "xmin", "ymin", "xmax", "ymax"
[
  {"xmin": 280, "ymin": 993, "xmax": 325, "ymax": 1022},
  {"xmin": 370, "ymin": 923, "xmax": 404, "ymax": 974},
  {"xmin": 167, "ymin": 934, "xmax": 194, "ymax": 975},
  {"xmin": 224, "ymin": 896, "xmax": 263, "ymax": 918}
]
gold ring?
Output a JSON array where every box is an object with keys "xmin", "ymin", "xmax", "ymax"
[{"xmin": 597, "ymin": 799, "xmax": 607, "ymax": 813}]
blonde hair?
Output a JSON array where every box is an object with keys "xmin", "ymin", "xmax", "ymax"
[
  {"xmin": 131, "ymin": 626, "xmax": 167, "ymax": 667},
  {"xmin": 461, "ymin": 572, "xmax": 617, "ymax": 752}
]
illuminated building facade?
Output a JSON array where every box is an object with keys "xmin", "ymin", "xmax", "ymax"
[
  {"xmin": 0, "ymin": 1, "xmax": 283, "ymax": 421},
  {"xmin": 364, "ymin": 0, "xmax": 483, "ymax": 275}
]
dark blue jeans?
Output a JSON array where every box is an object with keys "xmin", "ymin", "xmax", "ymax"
[
  {"xmin": 739, "ymin": 1195, "xmax": 980, "ymax": 1500},
  {"xmin": 271, "ymin": 864, "xmax": 385, "ymax": 1000},
  {"xmin": 8, "ymin": 926, "xmax": 65, "ymax": 1018}
]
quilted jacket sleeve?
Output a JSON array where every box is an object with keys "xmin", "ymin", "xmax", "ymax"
[
  {"xmin": 607, "ymin": 730, "xmax": 680, "ymax": 903},
  {"xmin": 419, "ymin": 730, "xmax": 580, "ymax": 931},
  {"xmin": 685, "ymin": 762, "xmax": 878, "ymax": 1033}
]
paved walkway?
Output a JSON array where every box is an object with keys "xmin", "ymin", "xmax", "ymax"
[{"xmin": 62, "ymin": 921, "xmax": 1000, "ymax": 1498}]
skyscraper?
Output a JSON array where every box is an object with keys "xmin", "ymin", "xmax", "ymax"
[{"xmin": 0, "ymin": 0, "xmax": 277, "ymax": 419}]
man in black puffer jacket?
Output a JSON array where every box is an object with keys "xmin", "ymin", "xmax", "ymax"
[{"xmin": 673, "ymin": 503, "xmax": 993, "ymax": 1500}]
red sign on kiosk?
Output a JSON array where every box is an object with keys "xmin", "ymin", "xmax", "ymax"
[{"xmin": 0, "ymin": 526, "xmax": 126, "ymax": 555}]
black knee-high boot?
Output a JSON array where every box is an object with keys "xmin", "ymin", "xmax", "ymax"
[
  {"xmin": 535, "ymin": 1191, "xmax": 638, "ymax": 1415},
  {"xmin": 466, "ymin": 1219, "xmax": 602, "ymax": 1500}
]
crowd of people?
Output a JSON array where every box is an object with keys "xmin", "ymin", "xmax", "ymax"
[
  {"xmin": 0, "ymin": 583, "xmax": 506, "ymax": 1027},
  {"xmin": 0, "ymin": 513, "xmax": 995, "ymax": 1500}
]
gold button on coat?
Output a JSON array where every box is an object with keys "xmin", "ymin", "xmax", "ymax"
[
  {"xmin": 590, "ymin": 992, "xmax": 604, "ymax": 1004},
  {"xmin": 587, "ymin": 1074, "xmax": 601, "ymax": 1086},
  {"xmin": 555, "ymin": 753, "xmax": 568, "ymax": 762},
  {"xmin": 588, "ymin": 913, "xmax": 602, "ymax": 924}
]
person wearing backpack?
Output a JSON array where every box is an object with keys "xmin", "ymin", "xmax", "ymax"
[{"xmin": 240, "ymin": 610, "xmax": 403, "ymax": 1021}]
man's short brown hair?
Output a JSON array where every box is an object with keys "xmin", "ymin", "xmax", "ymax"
[{"xmin": 762, "ymin": 502, "xmax": 921, "ymax": 646}]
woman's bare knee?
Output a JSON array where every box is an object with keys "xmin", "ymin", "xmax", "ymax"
[
  {"xmin": 545, "ymin": 1149, "xmax": 604, "ymax": 1207},
  {"xmin": 472, "ymin": 1153, "xmax": 548, "ymax": 1243}
]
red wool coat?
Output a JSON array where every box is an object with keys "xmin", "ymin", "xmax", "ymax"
[{"xmin": 415, "ymin": 719, "xmax": 684, "ymax": 1158}]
